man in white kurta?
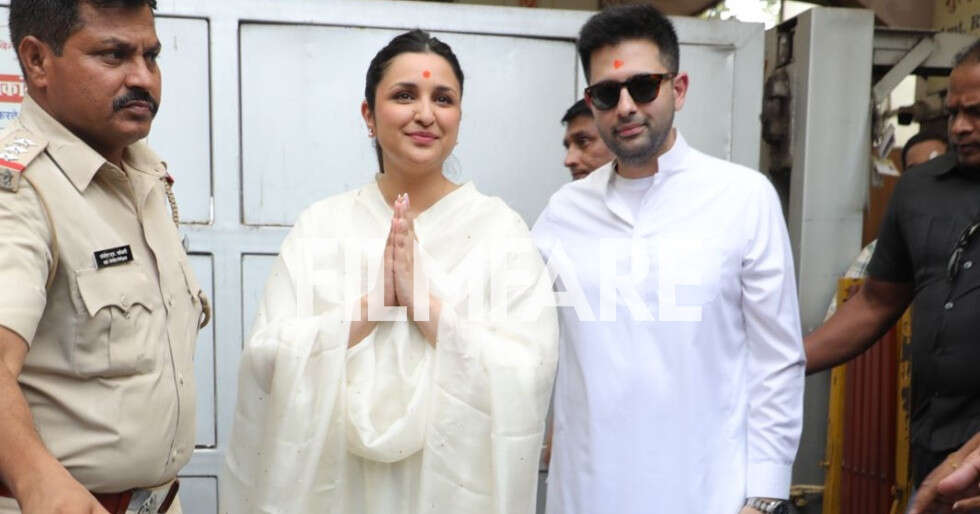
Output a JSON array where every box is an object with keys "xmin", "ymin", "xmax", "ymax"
[{"xmin": 533, "ymin": 6, "xmax": 804, "ymax": 513}]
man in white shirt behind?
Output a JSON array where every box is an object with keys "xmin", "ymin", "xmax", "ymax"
[{"xmin": 532, "ymin": 5, "xmax": 805, "ymax": 514}]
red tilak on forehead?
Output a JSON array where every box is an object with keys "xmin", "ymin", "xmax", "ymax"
[
  {"xmin": 423, "ymin": 70, "xmax": 431, "ymax": 78},
  {"xmin": 613, "ymin": 60, "xmax": 624, "ymax": 69}
]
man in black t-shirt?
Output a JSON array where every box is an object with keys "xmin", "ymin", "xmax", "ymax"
[{"xmin": 805, "ymin": 40, "xmax": 980, "ymax": 513}]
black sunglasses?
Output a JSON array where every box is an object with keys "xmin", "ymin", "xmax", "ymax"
[
  {"xmin": 585, "ymin": 73, "xmax": 675, "ymax": 111},
  {"xmin": 947, "ymin": 221, "xmax": 980, "ymax": 281}
]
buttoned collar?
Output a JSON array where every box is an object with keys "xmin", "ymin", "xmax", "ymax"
[
  {"xmin": 17, "ymin": 95, "xmax": 166, "ymax": 192},
  {"xmin": 584, "ymin": 130, "xmax": 691, "ymax": 226},
  {"xmin": 655, "ymin": 129, "xmax": 690, "ymax": 174},
  {"xmin": 590, "ymin": 130, "xmax": 691, "ymax": 192}
]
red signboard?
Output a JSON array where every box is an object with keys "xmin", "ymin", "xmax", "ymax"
[{"xmin": 0, "ymin": 75, "xmax": 25, "ymax": 103}]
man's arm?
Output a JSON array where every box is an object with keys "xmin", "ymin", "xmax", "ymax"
[
  {"xmin": 804, "ymin": 278, "xmax": 913, "ymax": 374},
  {"xmin": 0, "ymin": 326, "xmax": 106, "ymax": 514},
  {"xmin": 740, "ymin": 181, "xmax": 806, "ymax": 505}
]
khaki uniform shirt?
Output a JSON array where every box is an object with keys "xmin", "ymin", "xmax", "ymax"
[{"xmin": 0, "ymin": 96, "xmax": 206, "ymax": 496}]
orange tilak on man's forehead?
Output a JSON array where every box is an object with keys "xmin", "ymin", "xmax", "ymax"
[
  {"xmin": 422, "ymin": 70, "xmax": 431, "ymax": 78},
  {"xmin": 613, "ymin": 59, "xmax": 624, "ymax": 69}
]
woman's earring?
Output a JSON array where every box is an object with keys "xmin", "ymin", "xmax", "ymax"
[{"xmin": 368, "ymin": 128, "xmax": 375, "ymax": 137}]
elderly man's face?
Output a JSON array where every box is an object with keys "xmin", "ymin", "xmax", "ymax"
[
  {"xmin": 563, "ymin": 114, "xmax": 613, "ymax": 180},
  {"xmin": 41, "ymin": 3, "xmax": 161, "ymax": 156},
  {"xmin": 947, "ymin": 62, "xmax": 980, "ymax": 168}
]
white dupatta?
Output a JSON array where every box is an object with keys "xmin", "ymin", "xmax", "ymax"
[{"xmin": 222, "ymin": 182, "xmax": 558, "ymax": 514}]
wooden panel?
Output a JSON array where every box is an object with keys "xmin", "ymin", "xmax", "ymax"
[
  {"xmin": 601, "ymin": 0, "xmax": 718, "ymax": 15},
  {"xmin": 824, "ymin": 278, "xmax": 910, "ymax": 514},
  {"xmin": 893, "ymin": 312, "xmax": 913, "ymax": 513},
  {"xmin": 839, "ymin": 327, "xmax": 896, "ymax": 514},
  {"xmin": 862, "ymin": 151, "xmax": 901, "ymax": 246}
]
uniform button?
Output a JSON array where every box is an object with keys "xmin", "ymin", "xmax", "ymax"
[
  {"xmin": 965, "ymin": 260, "xmax": 974, "ymax": 270},
  {"xmin": 945, "ymin": 301, "xmax": 954, "ymax": 310},
  {"xmin": 178, "ymin": 374, "xmax": 184, "ymax": 385},
  {"xmin": 167, "ymin": 295, "xmax": 174, "ymax": 307}
]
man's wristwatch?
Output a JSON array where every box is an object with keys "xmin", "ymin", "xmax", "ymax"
[{"xmin": 745, "ymin": 497, "xmax": 790, "ymax": 514}]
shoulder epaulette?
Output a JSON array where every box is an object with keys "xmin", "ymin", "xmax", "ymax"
[{"xmin": 0, "ymin": 127, "xmax": 48, "ymax": 193}]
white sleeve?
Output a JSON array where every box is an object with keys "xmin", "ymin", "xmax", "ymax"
[
  {"xmin": 221, "ymin": 220, "xmax": 353, "ymax": 514},
  {"xmin": 740, "ymin": 180, "xmax": 806, "ymax": 499}
]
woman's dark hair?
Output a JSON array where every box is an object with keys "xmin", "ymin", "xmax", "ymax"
[{"xmin": 364, "ymin": 29, "xmax": 464, "ymax": 173}]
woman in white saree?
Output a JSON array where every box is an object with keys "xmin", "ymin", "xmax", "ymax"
[{"xmin": 222, "ymin": 30, "xmax": 559, "ymax": 514}]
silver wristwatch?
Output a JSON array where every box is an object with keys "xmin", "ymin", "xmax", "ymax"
[{"xmin": 745, "ymin": 497, "xmax": 790, "ymax": 514}]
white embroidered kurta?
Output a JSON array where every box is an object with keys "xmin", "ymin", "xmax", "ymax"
[
  {"xmin": 223, "ymin": 182, "xmax": 558, "ymax": 514},
  {"xmin": 532, "ymin": 133, "xmax": 805, "ymax": 514}
]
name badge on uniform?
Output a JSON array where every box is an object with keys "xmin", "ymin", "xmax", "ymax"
[{"xmin": 94, "ymin": 245, "xmax": 133, "ymax": 269}]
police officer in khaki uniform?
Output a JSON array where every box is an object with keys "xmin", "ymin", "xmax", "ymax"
[{"xmin": 0, "ymin": 1, "xmax": 209, "ymax": 513}]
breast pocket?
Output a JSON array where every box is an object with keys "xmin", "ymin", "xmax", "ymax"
[
  {"xmin": 907, "ymin": 215, "xmax": 956, "ymax": 280},
  {"xmin": 71, "ymin": 265, "xmax": 161, "ymax": 377}
]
